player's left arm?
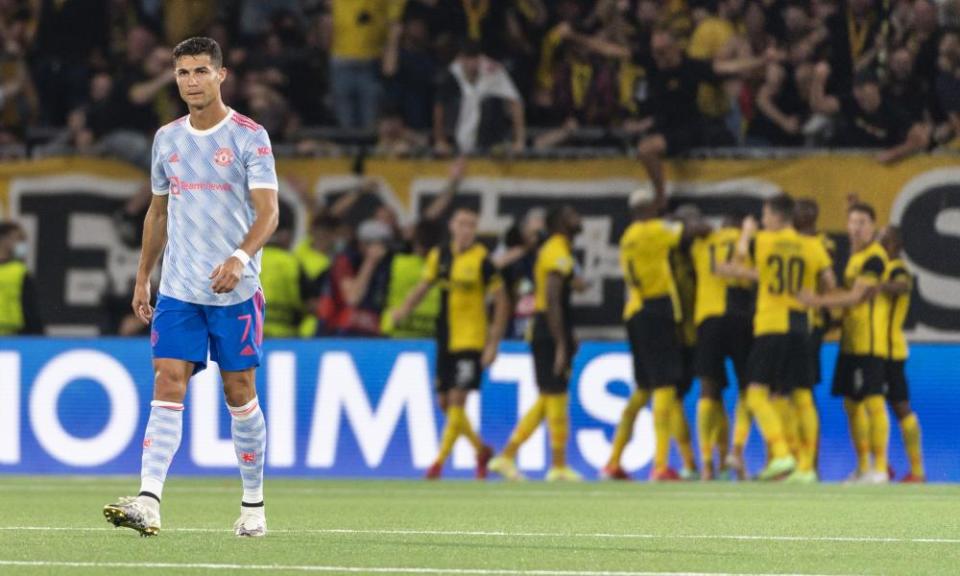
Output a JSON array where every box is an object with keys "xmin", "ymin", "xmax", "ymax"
[
  {"xmin": 211, "ymin": 186, "xmax": 279, "ymax": 293},
  {"xmin": 211, "ymin": 130, "xmax": 280, "ymax": 294},
  {"xmin": 880, "ymin": 267, "xmax": 912, "ymax": 295},
  {"xmin": 482, "ymin": 261, "xmax": 510, "ymax": 368},
  {"xmin": 714, "ymin": 261, "xmax": 758, "ymax": 282},
  {"xmin": 800, "ymin": 256, "xmax": 882, "ymax": 309}
]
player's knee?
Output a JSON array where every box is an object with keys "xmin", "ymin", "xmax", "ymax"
[
  {"xmin": 222, "ymin": 373, "xmax": 256, "ymax": 407},
  {"xmin": 447, "ymin": 389, "xmax": 468, "ymax": 408},
  {"xmin": 436, "ymin": 393, "xmax": 449, "ymax": 412},
  {"xmin": 153, "ymin": 369, "xmax": 188, "ymax": 403},
  {"xmin": 700, "ymin": 378, "xmax": 719, "ymax": 399},
  {"xmin": 891, "ymin": 400, "xmax": 912, "ymax": 420},
  {"xmin": 863, "ymin": 395, "xmax": 886, "ymax": 415},
  {"xmin": 637, "ymin": 136, "xmax": 665, "ymax": 159}
]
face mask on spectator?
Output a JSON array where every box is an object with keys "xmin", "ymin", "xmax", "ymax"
[{"xmin": 13, "ymin": 241, "xmax": 27, "ymax": 260}]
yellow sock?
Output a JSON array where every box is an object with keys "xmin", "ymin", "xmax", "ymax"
[
  {"xmin": 844, "ymin": 399, "xmax": 871, "ymax": 474},
  {"xmin": 745, "ymin": 387, "xmax": 789, "ymax": 459},
  {"xmin": 697, "ymin": 398, "xmax": 718, "ymax": 468},
  {"xmin": 503, "ymin": 397, "xmax": 546, "ymax": 459},
  {"xmin": 454, "ymin": 406, "xmax": 483, "ymax": 451},
  {"xmin": 792, "ymin": 389, "xmax": 819, "ymax": 473},
  {"xmin": 652, "ymin": 387, "xmax": 675, "ymax": 472},
  {"xmin": 608, "ymin": 390, "xmax": 650, "ymax": 468},
  {"xmin": 715, "ymin": 401, "xmax": 730, "ymax": 465},
  {"xmin": 899, "ymin": 413, "xmax": 925, "ymax": 478},
  {"xmin": 435, "ymin": 407, "xmax": 461, "ymax": 465},
  {"xmin": 732, "ymin": 394, "xmax": 751, "ymax": 452},
  {"xmin": 776, "ymin": 396, "xmax": 801, "ymax": 457},
  {"xmin": 864, "ymin": 395, "xmax": 890, "ymax": 474},
  {"xmin": 544, "ymin": 394, "xmax": 569, "ymax": 468},
  {"xmin": 672, "ymin": 399, "xmax": 696, "ymax": 471}
]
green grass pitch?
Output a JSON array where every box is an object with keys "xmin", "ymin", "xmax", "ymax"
[{"xmin": 0, "ymin": 477, "xmax": 958, "ymax": 575}]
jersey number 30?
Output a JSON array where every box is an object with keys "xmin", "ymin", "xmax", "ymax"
[{"xmin": 767, "ymin": 255, "xmax": 805, "ymax": 295}]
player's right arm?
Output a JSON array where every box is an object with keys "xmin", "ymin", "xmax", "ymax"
[
  {"xmin": 134, "ymin": 133, "xmax": 171, "ymax": 324},
  {"xmin": 393, "ymin": 247, "xmax": 439, "ymax": 323},
  {"xmin": 800, "ymin": 255, "xmax": 882, "ymax": 309},
  {"xmin": 133, "ymin": 193, "xmax": 168, "ymax": 324},
  {"xmin": 545, "ymin": 271, "xmax": 568, "ymax": 376}
]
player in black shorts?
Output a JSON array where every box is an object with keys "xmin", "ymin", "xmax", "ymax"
[{"xmin": 878, "ymin": 227, "xmax": 925, "ymax": 482}]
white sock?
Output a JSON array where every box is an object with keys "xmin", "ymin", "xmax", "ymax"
[
  {"xmin": 229, "ymin": 397, "xmax": 266, "ymax": 505},
  {"xmin": 139, "ymin": 400, "xmax": 184, "ymax": 502}
]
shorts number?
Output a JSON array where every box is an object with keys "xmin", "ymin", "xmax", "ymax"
[
  {"xmin": 455, "ymin": 360, "xmax": 475, "ymax": 387},
  {"xmin": 767, "ymin": 255, "xmax": 805, "ymax": 295}
]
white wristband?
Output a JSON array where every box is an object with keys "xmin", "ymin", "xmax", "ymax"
[{"xmin": 231, "ymin": 249, "xmax": 251, "ymax": 266}]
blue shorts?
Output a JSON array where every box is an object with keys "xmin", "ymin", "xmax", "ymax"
[{"xmin": 151, "ymin": 290, "xmax": 265, "ymax": 374}]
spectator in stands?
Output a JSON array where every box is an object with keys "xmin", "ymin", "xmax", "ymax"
[
  {"xmin": 38, "ymin": 70, "xmax": 153, "ymax": 170},
  {"xmin": 116, "ymin": 45, "xmax": 179, "ymax": 135},
  {"xmin": 746, "ymin": 58, "xmax": 811, "ymax": 147},
  {"xmin": 260, "ymin": 201, "xmax": 308, "ymax": 339},
  {"xmin": 935, "ymin": 30, "xmax": 960, "ymax": 144},
  {"xmin": 687, "ymin": 0, "xmax": 745, "ymax": 145},
  {"xmin": 433, "ymin": 41, "xmax": 526, "ymax": 155},
  {"xmin": 295, "ymin": 213, "xmax": 342, "ymax": 337},
  {"xmin": 29, "ymin": 0, "xmax": 109, "ymax": 125},
  {"xmin": 383, "ymin": 13, "xmax": 436, "ymax": 131},
  {"xmin": 0, "ymin": 6, "xmax": 38, "ymax": 153},
  {"xmin": 810, "ymin": 62, "xmax": 929, "ymax": 163},
  {"xmin": 635, "ymin": 28, "xmax": 775, "ymax": 202},
  {"xmin": 317, "ymin": 218, "xmax": 394, "ymax": 337},
  {"xmin": 381, "ymin": 219, "xmax": 442, "ymax": 338},
  {"xmin": 885, "ymin": 47, "xmax": 930, "ymax": 126},
  {"xmin": 328, "ymin": 0, "xmax": 405, "ymax": 130},
  {"xmin": 0, "ymin": 220, "xmax": 43, "ymax": 336},
  {"xmin": 375, "ymin": 102, "xmax": 429, "ymax": 158}
]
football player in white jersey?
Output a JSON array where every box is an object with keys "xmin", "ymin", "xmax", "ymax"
[{"xmin": 104, "ymin": 37, "xmax": 279, "ymax": 538}]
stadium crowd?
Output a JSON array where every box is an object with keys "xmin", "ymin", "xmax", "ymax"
[{"xmin": 1, "ymin": 0, "xmax": 960, "ymax": 162}]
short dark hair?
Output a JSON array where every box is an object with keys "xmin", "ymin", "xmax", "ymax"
[
  {"xmin": 0, "ymin": 221, "xmax": 21, "ymax": 239},
  {"xmin": 848, "ymin": 202, "xmax": 876, "ymax": 221},
  {"xmin": 765, "ymin": 194, "xmax": 795, "ymax": 220},
  {"xmin": 546, "ymin": 205, "xmax": 573, "ymax": 233},
  {"xmin": 276, "ymin": 199, "xmax": 296, "ymax": 233},
  {"xmin": 172, "ymin": 37, "xmax": 223, "ymax": 68},
  {"xmin": 460, "ymin": 39, "xmax": 482, "ymax": 57},
  {"xmin": 413, "ymin": 220, "xmax": 442, "ymax": 250}
]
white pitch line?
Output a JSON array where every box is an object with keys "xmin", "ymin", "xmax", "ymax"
[
  {"xmin": 0, "ymin": 526, "xmax": 956, "ymax": 545},
  {"xmin": 0, "ymin": 484, "xmax": 954, "ymax": 503},
  {"xmin": 0, "ymin": 560, "xmax": 865, "ymax": 576}
]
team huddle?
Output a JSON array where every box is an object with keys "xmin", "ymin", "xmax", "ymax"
[{"xmin": 416, "ymin": 192, "xmax": 924, "ymax": 486}]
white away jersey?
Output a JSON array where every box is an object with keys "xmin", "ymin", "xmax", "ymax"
[{"xmin": 150, "ymin": 109, "xmax": 278, "ymax": 306}]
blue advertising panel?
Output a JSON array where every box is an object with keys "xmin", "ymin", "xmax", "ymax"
[{"xmin": 0, "ymin": 339, "xmax": 957, "ymax": 481}]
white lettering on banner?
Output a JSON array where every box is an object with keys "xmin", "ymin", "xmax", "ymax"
[
  {"xmin": 307, "ymin": 352, "xmax": 438, "ymax": 469},
  {"xmin": 576, "ymin": 353, "xmax": 653, "ymax": 472},
  {"xmin": 452, "ymin": 393, "xmax": 481, "ymax": 469},
  {"xmin": 489, "ymin": 354, "xmax": 545, "ymax": 470},
  {"xmin": 267, "ymin": 352, "xmax": 296, "ymax": 467},
  {"xmin": 189, "ymin": 364, "xmax": 235, "ymax": 467},
  {"xmin": 0, "ymin": 352, "xmax": 20, "ymax": 464},
  {"xmin": 29, "ymin": 351, "xmax": 138, "ymax": 466}
]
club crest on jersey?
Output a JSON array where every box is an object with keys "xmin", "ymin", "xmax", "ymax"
[{"xmin": 214, "ymin": 147, "xmax": 235, "ymax": 166}]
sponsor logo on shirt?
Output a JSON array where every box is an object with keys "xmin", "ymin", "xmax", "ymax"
[
  {"xmin": 168, "ymin": 153, "xmax": 180, "ymax": 163},
  {"xmin": 257, "ymin": 146, "xmax": 272, "ymax": 157},
  {"xmin": 169, "ymin": 176, "xmax": 232, "ymax": 194}
]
